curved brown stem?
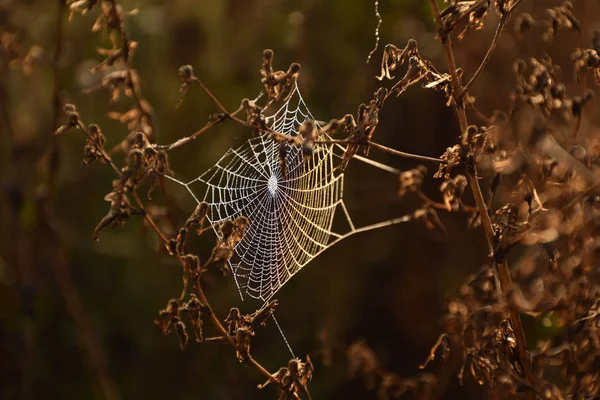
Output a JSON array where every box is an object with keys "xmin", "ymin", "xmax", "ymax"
[
  {"xmin": 461, "ymin": 0, "xmax": 523, "ymax": 97},
  {"xmin": 461, "ymin": 14, "xmax": 509, "ymax": 96}
]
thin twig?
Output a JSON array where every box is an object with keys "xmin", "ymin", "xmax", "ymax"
[
  {"xmin": 194, "ymin": 80, "xmax": 247, "ymax": 126},
  {"xmin": 156, "ymin": 105, "xmax": 244, "ymax": 151},
  {"xmin": 367, "ymin": 140, "xmax": 443, "ymax": 164},
  {"xmin": 314, "ymin": 139, "xmax": 442, "ymax": 164},
  {"xmin": 461, "ymin": 0, "xmax": 523, "ymax": 96},
  {"xmin": 132, "ymin": 191, "xmax": 169, "ymax": 244},
  {"xmin": 462, "ymin": 14, "xmax": 509, "ymax": 96}
]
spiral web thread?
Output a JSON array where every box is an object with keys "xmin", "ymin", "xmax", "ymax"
[{"xmin": 168, "ymin": 82, "xmax": 412, "ymax": 302}]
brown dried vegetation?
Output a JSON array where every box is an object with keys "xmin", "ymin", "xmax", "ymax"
[
  {"xmin": 58, "ymin": 0, "xmax": 600, "ymax": 398},
  {"xmin": 3, "ymin": 0, "xmax": 599, "ymax": 398}
]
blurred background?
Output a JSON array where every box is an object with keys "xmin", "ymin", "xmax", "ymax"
[{"xmin": 1, "ymin": 0, "xmax": 598, "ymax": 398}]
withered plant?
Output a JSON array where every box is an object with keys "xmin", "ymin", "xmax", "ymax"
[{"xmin": 3, "ymin": 0, "xmax": 598, "ymax": 398}]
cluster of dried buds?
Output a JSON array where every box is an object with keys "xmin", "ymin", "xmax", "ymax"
[
  {"xmin": 258, "ymin": 356, "xmax": 314, "ymax": 400},
  {"xmin": 69, "ymin": 0, "xmax": 154, "ymax": 143},
  {"xmin": 260, "ymin": 49, "xmax": 301, "ymax": 103},
  {"xmin": 398, "ymin": 166, "xmax": 428, "ymax": 197},
  {"xmin": 377, "ymin": 40, "xmax": 452, "ymax": 103},
  {"xmin": 155, "ymin": 295, "xmax": 210, "ymax": 349},
  {"xmin": 124, "ymin": 132, "xmax": 172, "ymax": 196},
  {"xmin": 439, "ymin": 0, "xmax": 491, "ymax": 40},
  {"xmin": 397, "ymin": 164, "xmax": 471, "ymax": 234},
  {"xmin": 337, "ymin": 87, "xmax": 387, "ymax": 170},
  {"xmin": 572, "ymin": 31, "xmax": 600, "ymax": 86},
  {"xmin": 205, "ymin": 216, "xmax": 249, "ymax": 275},
  {"xmin": 270, "ymin": 119, "xmax": 338, "ymax": 177},
  {"xmin": 418, "ymin": 264, "xmax": 537, "ymax": 394},
  {"xmin": 515, "ymin": 2, "xmax": 580, "ymax": 43},
  {"xmin": 0, "ymin": 32, "xmax": 41, "ymax": 75},
  {"xmin": 56, "ymin": 103, "xmax": 171, "ymax": 239},
  {"xmin": 94, "ymin": 133, "xmax": 171, "ymax": 239},
  {"xmin": 55, "ymin": 104, "xmax": 117, "ymax": 168},
  {"xmin": 512, "ymin": 56, "xmax": 593, "ymax": 122}
]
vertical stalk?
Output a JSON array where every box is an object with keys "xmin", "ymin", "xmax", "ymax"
[
  {"xmin": 51, "ymin": 2, "xmax": 122, "ymax": 399},
  {"xmin": 428, "ymin": 0, "xmax": 534, "ymax": 389}
]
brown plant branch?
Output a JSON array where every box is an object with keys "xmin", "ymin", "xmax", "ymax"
[
  {"xmin": 194, "ymin": 80, "xmax": 248, "ymax": 126},
  {"xmin": 312, "ymin": 139, "xmax": 442, "ymax": 164},
  {"xmin": 367, "ymin": 140, "xmax": 443, "ymax": 164},
  {"xmin": 428, "ymin": 0, "xmax": 534, "ymax": 391},
  {"xmin": 75, "ymin": 119, "xmax": 121, "ymax": 174},
  {"xmin": 461, "ymin": 0, "xmax": 523, "ymax": 96},
  {"xmin": 105, "ymin": 0, "xmax": 155, "ymax": 142},
  {"xmin": 53, "ymin": 9, "xmax": 304, "ymax": 389},
  {"xmin": 156, "ymin": 106, "xmax": 244, "ymax": 151},
  {"xmin": 130, "ymin": 190, "xmax": 302, "ymax": 399}
]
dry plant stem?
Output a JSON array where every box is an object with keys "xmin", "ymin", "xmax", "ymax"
[
  {"xmin": 468, "ymin": 102, "xmax": 493, "ymax": 124},
  {"xmin": 171, "ymin": 82, "xmax": 441, "ymax": 169},
  {"xmin": 562, "ymin": 179, "xmax": 600, "ymax": 211},
  {"xmin": 131, "ymin": 191, "xmax": 169, "ymax": 244},
  {"xmin": 195, "ymin": 80, "xmax": 247, "ymax": 126},
  {"xmin": 462, "ymin": 14, "xmax": 509, "ymax": 96},
  {"xmin": 129, "ymin": 192, "xmax": 300, "ymax": 398},
  {"xmin": 366, "ymin": 140, "xmax": 443, "ymax": 164},
  {"xmin": 191, "ymin": 280, "xmax": 297, "ymax": 396},
  {"xmin": 461, "ymin": 0, "xmax": 523, "ymax": 96},
  {"xmin": 313, "ymin": 139, "xmax": 442, "ymax": 164},
  {"xmin": 429, "ymin": 0, "xmax": 534, "ymax": 389},
  {"xmin": 157, "ymin": 105, "xmax": 244, "ymax": 151},
  {"xmin": 107, "ymin": 0, "xmax": 155, "ymax": 139},
  {"xmin": 157, "ymin": 80, "xmax": 247, "ymax": 151},
  {"xmin": 75, "ymin": 120, "xmax": 120, "ymax": 173},
  {"xmin": 70, "ymin": 11, "xmax": 282, "ymax": 385},
  {"xmin": 572, "ymin": 11, "xmax": 586, "ymax": 138}
]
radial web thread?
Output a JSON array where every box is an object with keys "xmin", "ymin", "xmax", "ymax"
[{"xmin": 168, "ymin": 83, "xmax": 411, "ymax": 302}]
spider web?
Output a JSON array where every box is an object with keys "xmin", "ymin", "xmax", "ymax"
[{"xmin": 168, "ymin": 82, "xmax": 411, "ymax": 302}]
